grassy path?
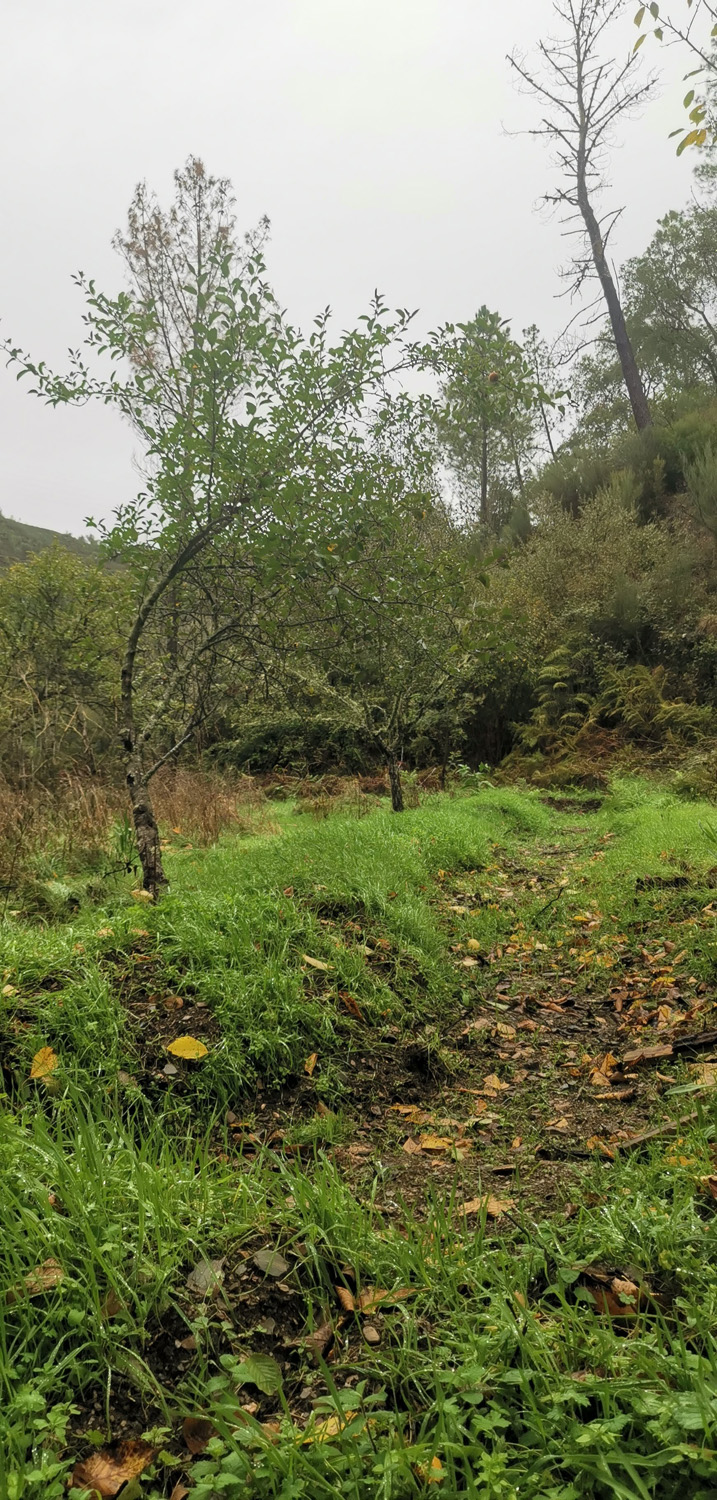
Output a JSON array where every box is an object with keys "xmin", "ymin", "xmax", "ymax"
[{"xmin": 3, "ymin": 782, "xmax": 717, "ymax": 1497}]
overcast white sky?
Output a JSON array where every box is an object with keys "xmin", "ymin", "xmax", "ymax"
[{"xmin": 0, "ymin": 0, "xmax": 694, "ymax": 536}]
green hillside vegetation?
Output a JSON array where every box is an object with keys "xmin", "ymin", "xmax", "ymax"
[{"xmin": 0, "ymin": 512, "xmax": 96, "ymax": 569}]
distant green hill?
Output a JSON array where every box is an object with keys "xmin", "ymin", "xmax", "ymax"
[{"xmin": 0, "ymin": 512, "xmax": 97, "ymax": 568}]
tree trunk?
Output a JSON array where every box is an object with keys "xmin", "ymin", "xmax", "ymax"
[
  {"xmin": 538, "ymin": 395, "xmax": 557, "ymax": 460},
  {"xmin": 576, "ymin": 168, "xmax": 651, "ymax": 432},
  {"xmin": 387, "ymin": 755, "xmax": 404, "ymax": 813},
  {"xmin": 126, "ymin": 757, "xmax": 167, "ymax": 898},
  {"xmin": 480, "ymin": 420, "xmax": 490, "ymax": 525}
]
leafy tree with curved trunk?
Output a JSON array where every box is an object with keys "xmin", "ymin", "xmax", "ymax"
[
  {"xmin": 509, "ymin": 0, "xmax": 654, "ymax": 433},
  {"xmin": 4, "ymin": 159, "xmax": 424, "ymax": 893}
]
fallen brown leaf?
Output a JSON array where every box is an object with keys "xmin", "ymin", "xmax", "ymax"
[
  {"xmin": 459, "ymin": 1194, "xmax": 514, "ymax": 1218},
  {"xmin": 335, "ymin": 1285, "xmax": 356, "ymax": 1313},
  {"xmin": 691, "ymin": 1062, "xmax": 717, "ymax": 1088},
  {"xmin": 304, "ymin": 1321, "xmax": 334, "ymax": 1362},
  {"xmin": 483, "ymin": 1073, "xmax": 509, "ymax": 1091},
  {"xmin": 182, "ymin": 1415, "xmax": 216, "ymax": 1454},
  {"xmin": 546, "ymin": 1117, "xmax": 571, "ymax": 1133},
  {"xmin": 72, "ymin": 1440, "xmax": 155, "ymax": 1497},
  {"xmin": 357, "ymin": 1286, "xmax": 414, "ymax": 1313},
  {"xmin": 7, "ymin": 1257, "xmax": 64, "ymax": 1304},
  {"xmin": 169, "ymin": 1483, "xmax": 191, "ymax": 1500},
  {"xmin": 302, "ymin": 955, "xmax": 330, "ymax": 971},
  {"xmin": 585, "ymin": 1283, "xmax": 639, "ymax": 1318},
  {"xmin": 339, "ymin": 991, "xmax": 365, "ymax": 1021},
  {"xmin": 304, "ymin": 1052, "xmax": 318, "ymax": 1076},
  {"xmin": 402, "ymin": 1136, "xmax": 422, "ymax": 1154},
  {"xmin": 390, "ymin": 1103, "xmax": 434, "ymax": 1124},
  {"xmin": 586, "ymin": 1136, "xmax": 616, "ymax": 1159},
  {"xmin": 99, "ymin": 1288, "xmax": 125, "ymax": 1320}
]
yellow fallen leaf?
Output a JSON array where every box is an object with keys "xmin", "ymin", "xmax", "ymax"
[
  {"xmin": 30, "ymin": 1047, "xmax": 59, "ymax": 1079},
  {"xmin": 2, "ymin": 983, "xmax": 17, "ymax": 997},
  {"xmin": 546, "ymin": 1117, "xmax": 571, "ymax": 1133},
  {"xmin": 130, "ymin": 888, "xmax": 154, "ymax": 903},
  {"xmin": 483, "ymin": 1074, "xmax": 509, "ymax": 1091},
  {"xmin": 511, "ymin": 1136, "xmax": 522, "ymax": 1149},
  {"xmin": 691, "ymin": 1062, "xmax": 717, "ymax": 1088},
  {"xmin": 167, "ymin": 1036, "xmax": 208, "ymax": 1060},
  {"xmin": 416, "ymin": 1456, "xmax": 445, "ymax": 1485},
  {"xmin": 496, "ymin": 1023, "xmax": 516, "ymax": 1040},
  {"xmin": 96, "ymin": 927, "xmax": 114, "ymax": 938},
  {"xmin": 460, "ymin": 1195, "xmax": 514, "ymax": 1218},
  {"xmin": 460, "ymin": 956, "xmax": 479, "ymax": 968},
  {"xmin": 419, "ymin": 1135, "xmax": 454, "ymax": 1152},
  {"xmin": 586, "ymin": 1135, "xmax": 615, "ymax": 1159},
  {"xmin": 302, "ymin": 955, "xmax": 330, "ymax": 971},
  {"xmin": 304, "ymin": 1053, "xmax": 318, "ymax": 1076},
  {"xmin": 390, "ymin": 1104, "xmax": 434, "ymax": 1124},
  {"xmin": 306, "ymin": 1413, "xmax": 346, "ymax": 1443},
  {"xmin": 450, "ymin": 904, "xmax": 469, "ymax": 916},
  {"xmin": 467, "ymin": 938, "xmax": 481, "ymax": 952}
]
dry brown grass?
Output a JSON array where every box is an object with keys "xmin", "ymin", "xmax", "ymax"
[
  {"xmin": 152, "ymin": 767, "xmax": 274, "ymax": 845},
  {"xmin": 0, "ymin": 767, "xmax": 278, "ymax": 899}
]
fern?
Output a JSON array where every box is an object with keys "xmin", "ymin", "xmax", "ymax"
[{"xmin": 594, "ymin": 665, "xmax": 711, "ymax": 744}]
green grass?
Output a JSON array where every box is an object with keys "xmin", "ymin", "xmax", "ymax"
[
  {"xmin": 3, "ymin": 782, "xmax": 717, "ymax": 1497},
  {"xmin": 0, "ymin": 787, "xmax": 555, "ymax": 1103}
]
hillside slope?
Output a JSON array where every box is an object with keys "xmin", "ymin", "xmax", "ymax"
[{"xmin": 0, "ymin": 511, "xmax": 97, "ymax": 567}]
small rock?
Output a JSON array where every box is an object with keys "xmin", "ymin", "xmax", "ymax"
[
  {"xmin": 163, "ymin": 1063, "xmax": 178, "ymax": 1077},
  {"xmin": 363, "ymin": 1324, "xmax": 381, "ymax": 1345}
]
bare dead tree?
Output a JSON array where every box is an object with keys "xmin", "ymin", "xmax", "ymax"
[{"xmin": 509, "ymin": 0, "xmax": 655, "ymax": 431}]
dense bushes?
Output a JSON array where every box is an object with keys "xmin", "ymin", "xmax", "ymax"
[{"xmin": 0, "ymin": 547, "xmax": 131, "ymax": 785}]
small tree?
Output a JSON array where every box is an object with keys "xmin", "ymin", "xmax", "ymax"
[
  {"xmin": 4, "ymin": 160, "xmax": 424, "ymax": 891},
  {"xmin": 509, "ymin": 0, "xmax": 654, "ymax": 432},
  {"xmin": 431, "ymin": 309, "xmax": 545, "ymax": 530},
  {"xmin": 271, "ymin": 402, "xmax": 468, "ymax": 810}
]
